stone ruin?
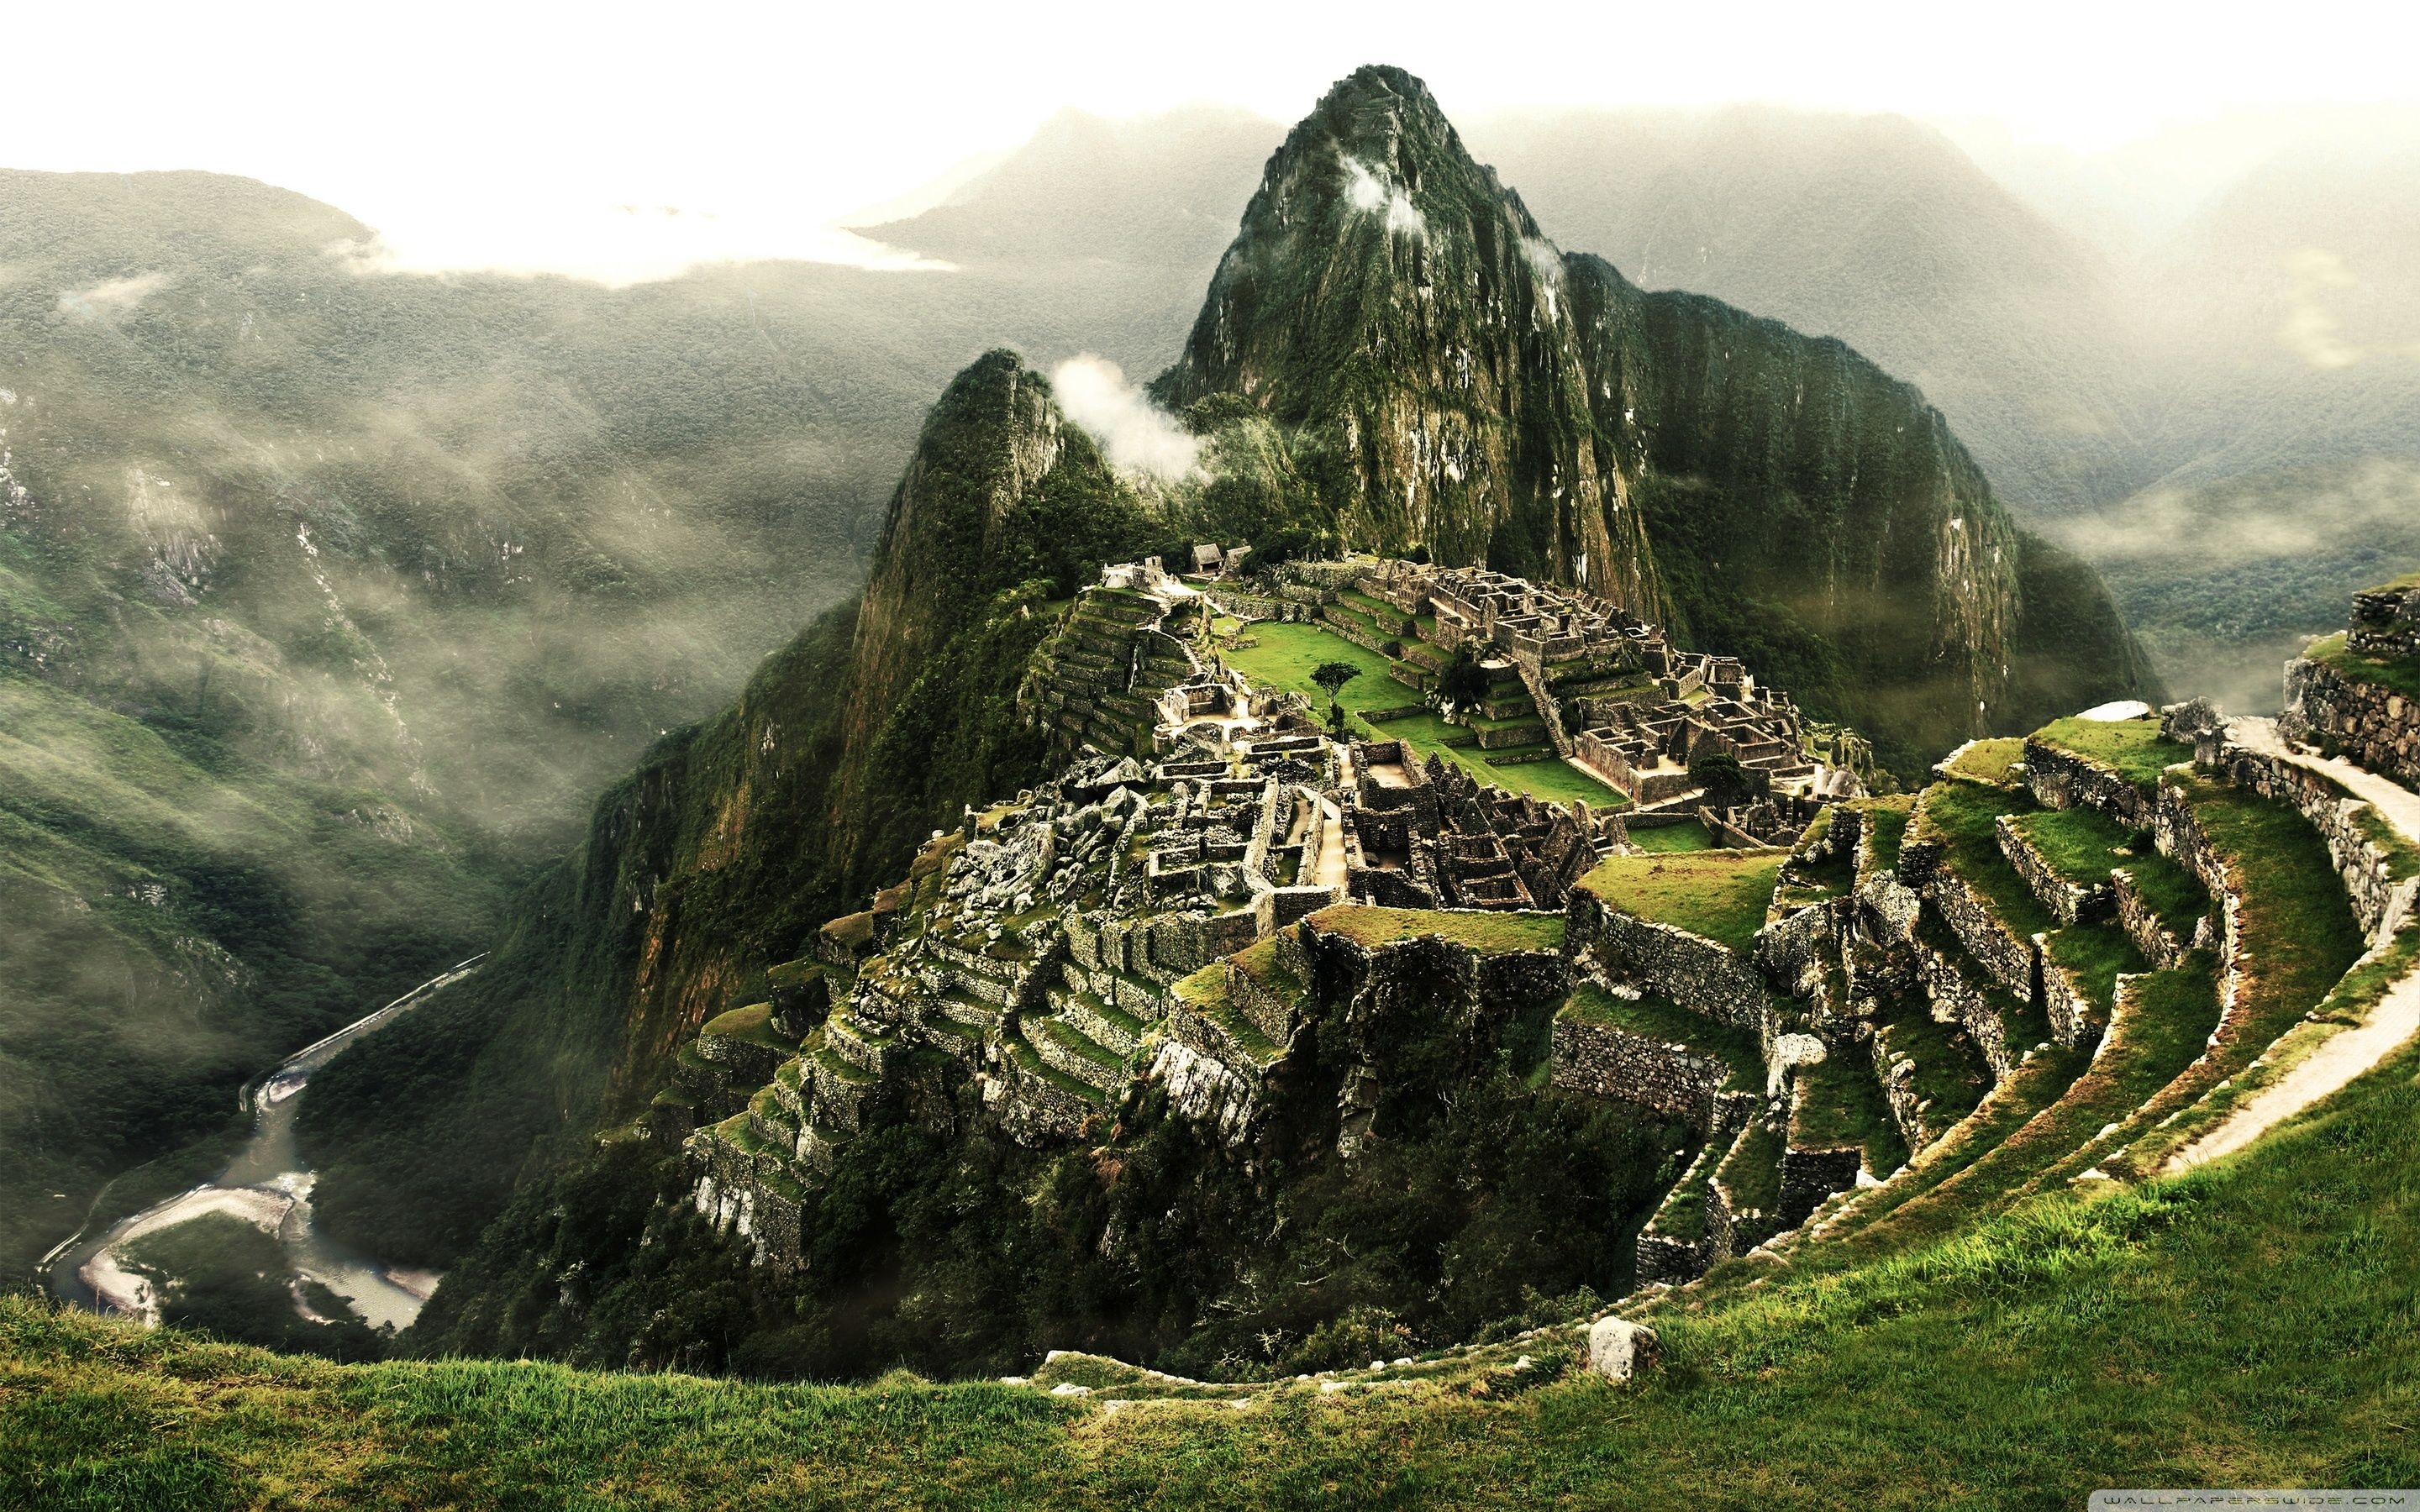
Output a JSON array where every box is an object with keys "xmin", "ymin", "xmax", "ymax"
[
  {"xmin": 673, "ymin": 554, "xmax": 1893, "ymax": 1281},
  {"xmin": 2349, "ymin": 577, "xmax": 2420, "ymax": 662},
  {"xmin": 1340, "ymin": 738, "xmax": 1622, "ymax": 911},
  {"xmin": 1349, "ymin": 559, "xmax": 1853, "ymax": 835}
]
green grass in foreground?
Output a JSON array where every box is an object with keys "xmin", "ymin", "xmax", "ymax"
[
  {"xmin": 1307, "ymin": 905, "xmax": 1565, "ymax": 956},
  {"xmin": 2033, "ymin": 717, "xmax": 2195, "ymax": 790},
  {"xmin": 1579, "ymin": 851, "xmax": 1786, "ymax": 953},
  {"xmin": 12, "ymin": 1036, "xmax": 2420, "ymax": 1506}
]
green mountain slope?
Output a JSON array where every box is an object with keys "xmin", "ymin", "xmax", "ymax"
[
  {"xmin": 304, "ymin": 65, "xmax": 2155, "ymax": 1276},
  {"xmin": 1155, "ymin": 66, "xmax": 2152, "ymax": 764}
]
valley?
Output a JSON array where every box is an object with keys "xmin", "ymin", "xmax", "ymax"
[{"xmin": 6, "ymin": 47, "xmax": 2419, "ymax": 1509}]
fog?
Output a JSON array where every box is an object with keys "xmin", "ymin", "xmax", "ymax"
[
  {"xmin": 8, "ymin": 2, "xmax": 2414, "ymax": 283},
  {"xmin": 1051, "ymin": 355, "xmax": 1202, "ymax": 480}
]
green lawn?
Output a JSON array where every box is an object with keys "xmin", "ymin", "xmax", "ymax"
[
  {"xmin": 1627, "ymin": 819, "xmax": 1714, "ymax": 853},
  {"xmin": 2033, "ymin": 717, "xmax": 2195, "ymax": 790},
  {"xmin": 1307, "ymin": 905, "xmax": 1566, "ymax": 955},
  {"xmin": 1226, "ymin": 619, "xmax": 1628, "ymax": 810},
  {"xmin": 1578, "ymin": 851, "xmax": 1786, "ymax": 953}
]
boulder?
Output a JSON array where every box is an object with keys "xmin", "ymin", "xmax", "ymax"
[
  {"xmin": 2160, "ymin": 697, "xmax": 2228, "ymax": 749},
  {"xmin": 1586, "ymin": 1315, "xmax": 1660, "ymax": 1383}
]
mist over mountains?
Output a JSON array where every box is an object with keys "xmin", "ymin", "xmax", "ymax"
[
  {"xmin": 3, "ymin": 78, "xmax": 2412, "ymax": 1278},
  {"xmin": 869, "ymin": 99, "xmax": 2420, "ymax": 710}
]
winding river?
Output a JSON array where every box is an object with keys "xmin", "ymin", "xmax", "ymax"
[{"xmin": 41, "ymin": 956, "xmax": 484, "ymax": 1331}]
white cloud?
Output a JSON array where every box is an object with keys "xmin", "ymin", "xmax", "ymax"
[
  {"xmin": 57, "ymin": 271, "xmax": 172, "ymax": 321},
  {"xmin": 1341, "ymin": 155, "xmax": 1425, "ymax": 237},
  {"xmin": 2276, "ymin": 247, "xmax": 2363, "ymax": 370},
  {"xmin": 1051, "ymin": 355, "xmax": 1202, "ymax": 481}
]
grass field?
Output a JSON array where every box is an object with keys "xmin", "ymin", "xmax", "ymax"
[
  {"xmin": 1578, "ymin": 851, "xmax": 1786, "ymax": 953},
  {"xmin": 2306, "ymin": 630, "xmax": 2420, "ymax": 701},
  {"xmin": 1223, "ymin": 621, "xmax": 1624, "ymax": 808},
  {"xmin": 1627, "ymin": 819, "xmax": 1714, "ymax": 853},
  {"xmin": 2032, "ymin": 717, "xmax": 2196, "ymax": 790},
  {"xmin": 1307, "ymin": 905, "xmax": 1566, "ymax": 955},
  {"xmin": 13, "ymin": 1056, "xmax": 2420, "ymax": 1512}
]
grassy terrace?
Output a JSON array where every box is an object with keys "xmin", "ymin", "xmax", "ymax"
[
  {"xmin": 1223, "ymin": 618, "xmax": 1626, "ymax": 808},
  {"xmin": 1307, "ymin": 905, "xmax": 1565, "ymax": 955},
  {"xmin": 1559, "ymin": 984, "xmax": 1763, "ymax": 1088},
  {"xmin": 1171, "ymin": 964, "xmax": 1281, "ymax": 1062},
  {"xmin": 1916, "ymin": 780, "xmax": 2058, "ymax": 937},
  {"xmin": 2093, "ymin": 777, "xmax": 2366, "ymax": 1141},
  {"xmin": 1005, "ymin": 1027, "xmax": 1108, "ymax": 1104},
  {"xmin": 1869, "ymin": 958, "xmax": 2217, "ymax": 1238},
  {"xmin": 1873, "ymin": 995, "xmax": 1990, "ymax": 1126},
  {"xmin": 1791, "ymin": 1050, "xmax": 1909, "ymax": 1175},
  {"xmin": 2032, "ymin": 717, "xmax": 2194, "ymax": 790},
  {"xmin": 2005, "ymin": 806, "xmax": 2139, "ymax": 887},
  {"xmin": 17, "ymin": 1032, "xmax": 2420, "ymax": 1502},
  {"xmin": 1943, "ymin": 737, "xmax": 2024, "ymax": 785},
  {"xmin": 1228, "ymin": 937, "xmax": 1305, "ymax": 995},
  {"xmin": 1628, "ymin": 817, "xmax": 1714, "ymax": 853},
  {"xmin": 2307, "ymin": 629, "xmax": 2420, "ymax": 701},
  {"xmin": 1717, "ymin": 1119, "xmax": 1785, "ymax": 1215},
  {"xmin": 1815, "ymin": 1046, "xmax": 2088, "ymax": 1253},
  {"xmin": 1864, "ymin": 797, "xmax": 1913, "ymax": 875},
  {"xmin": 698, "ymin": 1002, "xmax": 798, "ymax": 1052},
  {"xmin": 1579, "ymin": 851, "xmax": 1786, "ymax": 953},
  {"xmin": 2118, "ymin": 849, "xmax": 2212, "ymax": 932},
  {"xmin": 2043, "ymin": 924, "xmax": 2144, "ymax": 1021}
]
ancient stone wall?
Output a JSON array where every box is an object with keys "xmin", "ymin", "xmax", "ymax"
[
  {"xmin": 2112, "ymin": 868, "xmax": 2200, "ymax": 970},
  {"xmin": 2217, "ymin": 738, "xmax": 2419, "ymax": 940},
  {"xmin": 2349, "ymin": 581, "xmax": 2420, "ymax": 660},
  {"xmin": 2023, "ymin": 738, "xmax": 2155, "ymax": 827},
  {"xmin": 1755, "ymin": 898, "xmax": 1843, "ymax": 1000},
  {"xmin": 1549, "ymin": 1017, "xmax": 1739, "ymax": 1130},
  {"xmin": 1995, "ymin": 816, "xmax": 2112, "ymax": 926},
  {"xmin": 1927, "ymin": 867, "xmax": 2038, "ymax": 1005},
  {"xmin": 1566, "ymin": 892, "xmax": 1771, "ymax": 1034}
]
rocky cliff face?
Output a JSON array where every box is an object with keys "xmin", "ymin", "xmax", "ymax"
[
  {"xmin": 1155, "ymin": 68, "xmax": 1660, "ymax": 613},
  {"xmin": 301, "ymin": 355, "xmax": 1161, "ymax": 1260},
  {"xmin": 1159, "ymin": 66, "xmax": 2149, "ymax": 763}
]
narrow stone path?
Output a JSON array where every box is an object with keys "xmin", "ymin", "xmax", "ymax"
[{"xmin": 2165, "ymin": 718, "xmax": 2420, "ymax": 1173}]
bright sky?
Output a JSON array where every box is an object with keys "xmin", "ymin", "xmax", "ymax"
[{"xmin": 12, "ymin": 0, "xmax": 2417, "ymax": 282}]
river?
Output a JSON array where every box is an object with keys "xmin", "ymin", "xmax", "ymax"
[{"xmin": 40, "ymin": 955, "xmax": 485, "ymax": 1332}]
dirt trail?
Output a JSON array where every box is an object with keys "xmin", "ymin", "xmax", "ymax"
[{"xmin": 2166, "ymin": 719, "xmax": 2420, "ymax": 1173}]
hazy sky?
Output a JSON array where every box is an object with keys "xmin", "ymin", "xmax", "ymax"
[{"xmin": 13, "ymin": 0, "xmax": 2417, "ymax": 281}]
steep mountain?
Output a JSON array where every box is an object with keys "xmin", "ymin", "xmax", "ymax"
[
  {"xmin": 312, "ymin": 65, "xmax": 2154, "ymax": 1299},
  {"xmin": 298, "ymin": 352, "xmax": 1158, "ymax": 1260},
  {"xmin": 1156, "ymin": 67, "xmax": 2150, "ymax": 763}
]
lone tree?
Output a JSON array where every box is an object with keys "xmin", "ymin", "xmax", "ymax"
[
  {"xmin": 1439, "ymin": 648, "xmax": 1491, "ymax": 721},
  {"xmin": 1688, "ymin": 748, "xmax": 1767, "ymax": 807},
  {"xmin": 1311, "ymin": 660, "xmax": 1362, "ymax": 732}
]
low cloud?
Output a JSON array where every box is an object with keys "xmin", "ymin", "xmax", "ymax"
[
  {"xmin": 1050, "ymin": 355, "xmax": 1202, "ymax": 481},
  {"xmin": 1341, "ymin": 154, "xmax": 1425, "ymax": 238},
  {"xmin": 57, "ymin": 271, "xmax": 172, "ymax": 322},
  {"xmin": 2275, "ymin": 248, "xmax": 2363, "ymax": 370}
]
